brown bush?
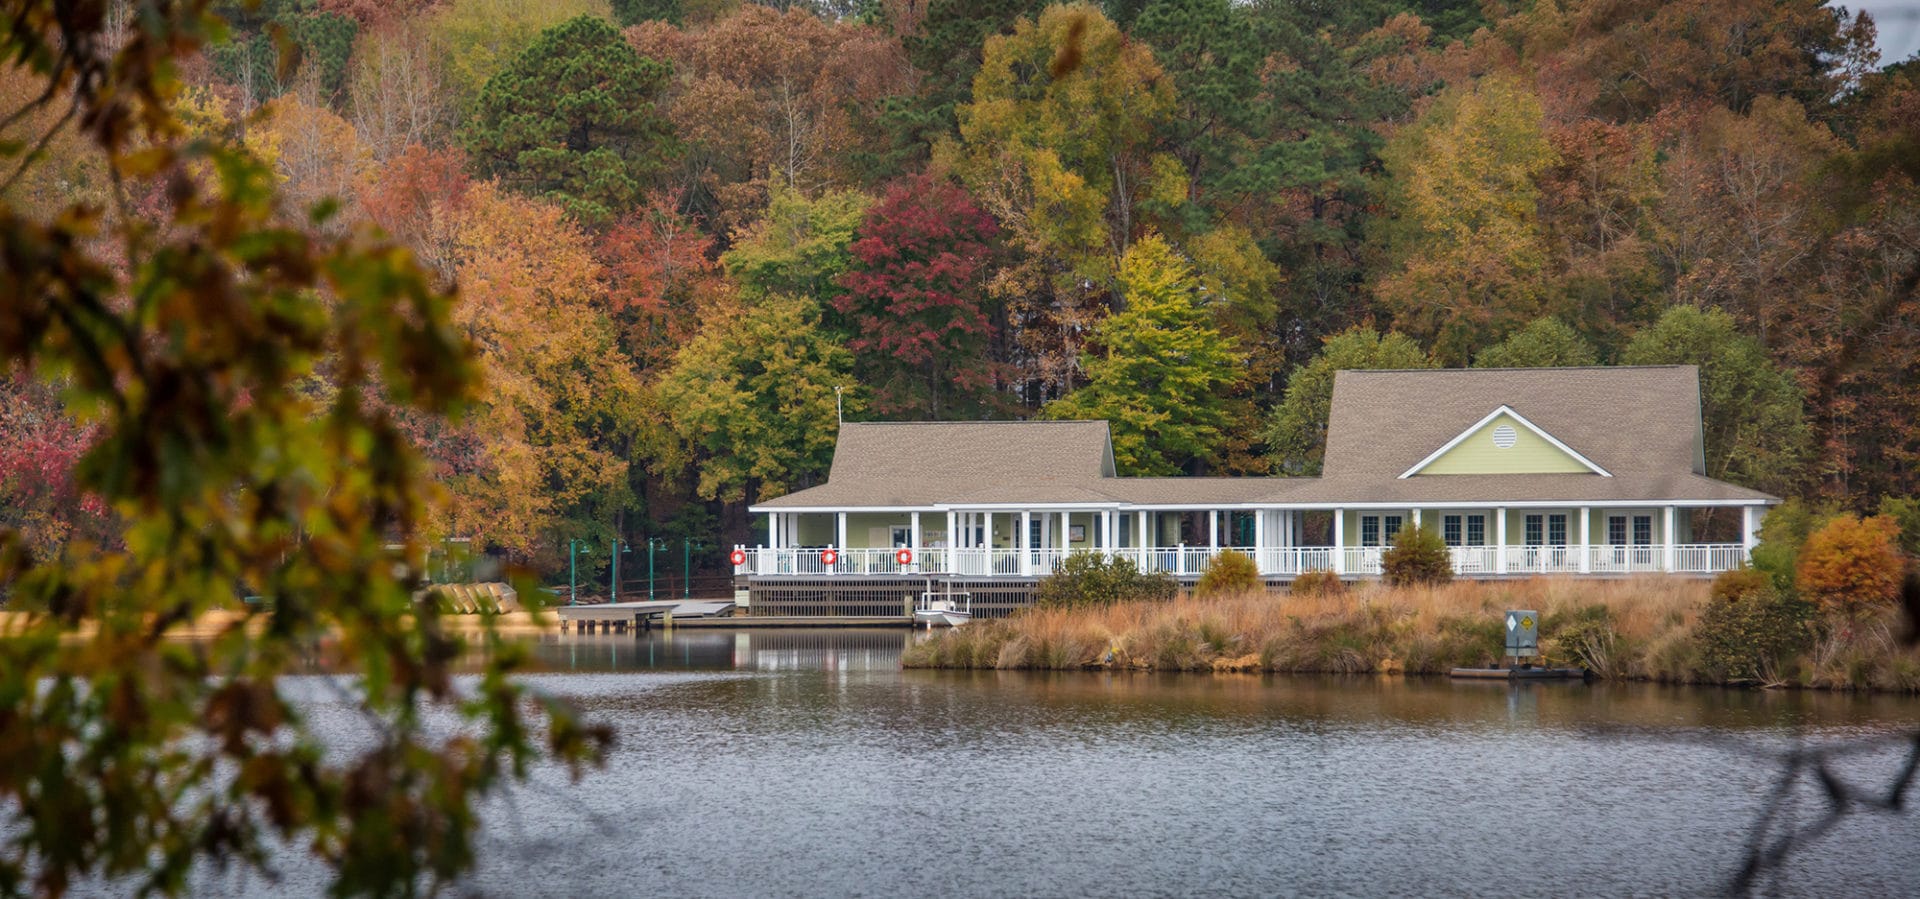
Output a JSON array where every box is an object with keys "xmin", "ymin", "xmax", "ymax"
[
  {"xmin": 1289, "ymin": 569, "xmax": 1346, "ymax": 597},
  {"xmin": 1381, "ymin": 523, "xmax": 1452, "ymax": 587},
  {"xmin": 1195, "ymin": 549, "xmax": 1261, "ymax": 597},
  {"xmin": 1797, "ymin": 515, "xmax": 1906, "ymax": 616},
  {"xmin": 1711, "ymin": 567, "xmax": 1772, "ymax": 604}
]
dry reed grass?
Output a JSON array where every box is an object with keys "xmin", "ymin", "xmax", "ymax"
[{"xmin": 900, "ymin": 577, "xmax": 1920, "ymax": 691}]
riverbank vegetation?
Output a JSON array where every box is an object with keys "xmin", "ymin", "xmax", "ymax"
[{"xmin": 902, "ymin": 575, "xmax": 1920, "ymax": 691}]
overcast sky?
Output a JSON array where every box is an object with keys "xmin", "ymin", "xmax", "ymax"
[{"xmin": 1858, "ymin": 2, "xmax": 1920, "ymax": 64}]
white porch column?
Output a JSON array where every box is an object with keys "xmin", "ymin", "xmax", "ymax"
[
  {"xmin": 1061, "ymin": 511, "xmax": 1071, "ymax": 554},
  {"xmin": 983, "ymin": 511, "xmax": 992, "ymax": 552},
  {"xmin": 1663, "ymin": 505, "xmax": 1677, "ymax": 572},
  {"xmin": 1019, "ymin": 510, "xmax": 1033, "ymax": 576},
  {"xmin": 768, "ymin": 513, "xmax": 780, "ymax": 550},
  {"xmin": 1742, "ymin": 506, "xmax": 1760, "ymax": 558},
  {"xmin": 1495, "ymin": 507, "xmax": 1508, "ymax": 574},
  {"xmin": 1412, "ymin": 508, "xmax": 1423, "ymax": 531},
  {"xmin": 1209, "ymin": 511, "xmax": 1219, "ymax": 551},
  {"xmin": 1253, "ymin": 511, "xmax": 1267, "ymax": 574},
  {"xmin": 1578, "ymin": 507, "xmax": 1591, "ymax": 574},
  {"xmin": 1332, "ymin": 508, "xmax": 1346, "ymax": 575},
  {"xmin": 836, "ymin": 512, "xmax": 847, "ymax": 552},
  {"xmin": 910, "ymin": 511, "xmax": 921, "ymax": 553}
]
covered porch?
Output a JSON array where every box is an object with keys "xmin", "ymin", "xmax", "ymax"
[{"xmin": 738, "ymin": 501, "xmax": 1763, "ymax": 580}]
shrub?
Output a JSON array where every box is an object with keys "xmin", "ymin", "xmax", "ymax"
[
  {"xmin": 1796, "ymin": 515, "xmax": 1906, "ymax": 617},
  {"xmin": 1879, "ymin": 495, "xmax": 1920, "ymax": 556},
  {"xmin": 1289, "ymin": 569, "xmax": 1345, "ymax": 597},
  {"xmin": 1381, "ymin": 523, "xmax": 1452, "ymax": 587},
  {"xmin": 1695, "ymin": 576, "xmax": 1812, "ymax": 682},
  {"xmin": 1750, "ymin": 498, "xmax": 1842, "ymax": 595},
  {"xmin": 1196, "ymin": 549, "xmax": 1261, "ymax": 597},
  {"xmin": 1034, "ymin": 552, "xmax": 1177, "ymax": 609}
]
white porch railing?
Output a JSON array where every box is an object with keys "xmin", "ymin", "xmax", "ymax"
[{"xmin": 733, "ymin": 542, "xmax": 1752, "ymax": 578}]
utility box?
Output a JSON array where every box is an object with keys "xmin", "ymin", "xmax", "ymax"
[{"xmin": 1505, "ymin": 610, "xmax": 1539, "ymax": 659}]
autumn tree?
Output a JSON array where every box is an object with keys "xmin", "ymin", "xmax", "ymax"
[
  {"xmin": 948, "ymin": 3, "xmax": 1180, "ymax": 399},
  {"xmin": 1043, "ymin": 234, "xmax": 1245, "ymax": 475},
  {"xmin": 1265, "ymin": 326, "xmax": 1432, "ymax": 475},
  {"xmin": 836, "ymin": 174, "xmax": 1001, "ymax": 418},
  {"xmin": 210, "ymin": 1, "xmax": 360, "ymax": 108},
  {"xmin": 0, "ymin": 2, "xmax": 606, "ymax": 893},
  {"xmin": 247, "ymin": 92, "xmax": 373, "ymax": 234},
  {"xmin": 1796, "ymin": 514, "xmax": 1906, "ymax": 617},
  {"xmin": 443, "ymin": 182, "xmax": 651, "ymax": 561},
  {"xmin": 465, "ymin": 14, "xmax": 676, "ymax": 225},
  {"xmin": 348, "ymin": 13, "xmax": 451, "ymax": 161},
  {"xmin": 1474, "ymin": 317, "xmax": 1599, "ymax": 368},
  {"xmin": 1375, "ymin": 74, "xmax": 1559, "ymax": 364},
  {"xmin": 596, "ymin": 187, "xmax": 723, "ymax": 369},
  {"xmin": 658, "ymin": 295, "xmax": 861, "ymax": 503},
  {"xmin": 1622, "ymin": 305, "xmax": 1813, "ymax": 495},
  {"xmin": 359, "ymin": 143, "xmax": 473, "ymax": 280}
]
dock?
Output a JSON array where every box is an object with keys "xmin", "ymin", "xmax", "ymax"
[
  {"xmin": 553, "ymin": 600, "xmax": 912, "ymax": 632},
  {"xmin": 1449, "ymin": 666, "xmax": 1590, "ymax": 681}
]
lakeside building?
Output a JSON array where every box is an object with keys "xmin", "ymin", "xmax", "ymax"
[{"xmin": 733, "ymin": 366, "xmax": 1777, "ymax": 614}]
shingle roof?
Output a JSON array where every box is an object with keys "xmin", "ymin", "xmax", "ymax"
[
  {"xmin": 750, "ymin": 367, "xmax": 1779, "ymax": 510},
  {"xmin": 753, "ymin": 421, "xmax": 1116, "ymax": 509}
]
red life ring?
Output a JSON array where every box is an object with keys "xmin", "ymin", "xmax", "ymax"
[
  {"xmin": 896, "ymin": 548, "xmax": 913, "ymax": 565},
  {"xmin": 821, "ymin": 548, "xmax": 839, "ymax": 566},
  {"xmin": 729, "ymin": 549, "xmax": 747, "ymax": 566}
]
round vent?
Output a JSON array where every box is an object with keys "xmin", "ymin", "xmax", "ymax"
[{"xmin": 1491, "ymin": 424, "xmax": 1518, "ymax": 449}]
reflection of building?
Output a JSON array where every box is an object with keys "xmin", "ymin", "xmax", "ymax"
[{"xmin": 735, "ymin": 366, "xmax": 1777, "ymax": 614}]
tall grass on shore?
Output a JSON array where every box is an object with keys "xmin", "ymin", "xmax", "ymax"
[{"xmin": 900, "ymin": 577, "xmax": 1920, "ymax": 690}]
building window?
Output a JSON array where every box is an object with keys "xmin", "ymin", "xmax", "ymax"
[
  {"xmin": 1633, "ymin": 515, "xmax": 1653, "ymax": 546},
  {"xmin": 1466, "ymin": 515, "xmax": 1485, "ymax": 546},
  {"xmin": 1361, "ymin": 516, "xmax": 1379, "ymax": 547},
  {"xmin": 1383, "ymin": 515, "xmax": 1403, "ymax": 544},
  {"xmin": 1443, "ymin": 514, "xmax": 1462, "ymax": 546},
  {"xmin": 1608, "ymin": 515, "xmax": 1627, "ymax": 546},
  {"xmin": 1548, "ymin": 514, "xmax": 1567, "ymax": 546},
  {"xmin": 1525, "ymin": 514, "xmax": 1543, "ymax": 546},
  {"xmin": 891, "ymin": 526, "xmax": 911, "ymax": 547}
]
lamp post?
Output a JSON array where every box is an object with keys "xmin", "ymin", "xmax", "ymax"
[
  {"xmin": 568, "ymin": 539, "xmax": 590, "ymax": 605},
  {"xmin": 646, "ymin": 537, "xmax": 669, "ymax": 600},
  {"xmin": 611, "ymin": 538, "xmax": 630, "ymax": 602},
  {"xmin": 682, "ymin": 539, "xmax": 705, "ymax": 598}
]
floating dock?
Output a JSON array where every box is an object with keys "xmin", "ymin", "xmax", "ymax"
[
  {"xmin": 553, "ymin": 600, "xmax": 914, "ymax": 632},
  {"xmin": 1449, "ymin": 666, "xmax": 1590, "ymax": 681}
]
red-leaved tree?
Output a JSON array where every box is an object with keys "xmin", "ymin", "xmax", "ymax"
[{"xmin": 837, "ymin": 174, "xmax": 1000, "ymax": 418}]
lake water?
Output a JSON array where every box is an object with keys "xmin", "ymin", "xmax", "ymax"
[{"xmin": 184, "ymin": 628, "xmax": 1920, "ymax": 897}]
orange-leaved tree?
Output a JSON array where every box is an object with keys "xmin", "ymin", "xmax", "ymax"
[{"xmin": 1795, "ymin": 514, "xmax": 1906, "ymax": 617}]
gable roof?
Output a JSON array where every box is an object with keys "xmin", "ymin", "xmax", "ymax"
[
  {"xmin": 755, "ymin": 420, "xmax": 1117, "ymax": 509},
  {"xmin": 1398, "ymin": 404, "xmax": 1612, "ymax": 478}
]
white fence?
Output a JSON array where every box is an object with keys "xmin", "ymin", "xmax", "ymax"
[{"xmin": 736, "ymin": 543, "xmax": 1749, "ymax": 579}]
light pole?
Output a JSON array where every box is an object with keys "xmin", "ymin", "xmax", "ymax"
[
  {"xmin": 568, "ymin": 539, "xmax": 592, "ymax": 605},
  {"xmin": 646, "ymin": 537, "xmax": 668, "ymax": 600},
  {"xmin": 683, "ymin": 538, "xmax": 704, "ymax": 598},
  {"xmin": 611, "ymin": 538, "xmax": 630, "ymax": 602}
]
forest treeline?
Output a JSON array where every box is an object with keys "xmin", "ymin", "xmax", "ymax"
[{"xmin": 2, "ymin": 0, "xmax": 1917, "ymax": 575}]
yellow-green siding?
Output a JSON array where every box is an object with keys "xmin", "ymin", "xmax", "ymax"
[{"xmin": 1417, "ymin": 412, "xmax": 1593, "ymax": 476}]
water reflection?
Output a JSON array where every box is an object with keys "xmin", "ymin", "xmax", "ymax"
[{"xmin": 173, "ymin": 628, "xmax": 1920, "ymax": 897}]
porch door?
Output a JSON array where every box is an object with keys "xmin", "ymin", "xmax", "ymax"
[
  {"xmin": 1631, "ymin": 514, "xmax": 1654, "ymax": 567},
  {"xmin": 1359, "ymin": 514, "xmax": 1404, "ymax": 547},
  {"xmin": 1523, "ymin": 513, "xmax": 1569, "ymax": 569},
  {"xmin": 1441, "ymin": 513, "xmax": 1488, "ymax": 572}
]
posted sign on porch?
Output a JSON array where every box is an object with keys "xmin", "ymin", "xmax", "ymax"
[{"xmin": 1506, "ymin": 610, "xmax": 1539, "ymax": 658}]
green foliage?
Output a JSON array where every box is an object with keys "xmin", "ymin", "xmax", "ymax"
[
  {"xmin": 722, "ymin": 185, "xmax": 873, "ymax": 304},
  {"xmin": 464, "ymin": 14, "xmax": 676, "ymax": 226},
  {"xmin": 430, "ymin": 0, "xmax": 613, "ymax": 116},
  {"xmin": 1622, "ymin": 305, "xmax": 1813, "ymax": 495},
  {"xmin": 613, "ymin": 0, "xmax": 682, "ymax": 26},
  {"xmin": 1288, "ymin": 569, "xmax": 1346, "ymax": 598},
  {"xmin": 1878, "ymin": 496, "xmax": 1920, "ymax": 555},
  {"xmin": 209, "ymin": 6, "xmax": 360, "ymax": 106},
  {"xmin": 1696, "ymin": 570, "xmax": 1813, "ymax": 681},
  {"xmin": 1381, "ymin": 522, "xmax": 1452, "ymax": 588},
  {"xmin": 0, "ymin": 2, "xmax": 608, "ymax": 893},
  {"xmin": 1042, "ymin": 234, "xmax": 1245, "ymax": 475},
  {"xmin": 1196, "ymin": 549, "xmax": 1261, "ymax": 598},
  {"xmin": 1264, "ymin": 326, "xmax": 1431, "ymax": 475},
  {"xmin": 1749, "ymin": 499, "xmax": 1843, "ymax": 595},
  {"xmin": 658, "ymin": 295, "xmax": 861, "ymax": 503},
  {"xmin": 1034, "ymin": 551, "xmax": 1177, "ymax": 609},
  {"xmin": 1474, "ymin": 316, "xmax": 1600, "ymax": 368}
]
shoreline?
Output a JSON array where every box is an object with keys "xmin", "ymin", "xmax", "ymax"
[{"xmin": 899, "ymin": 578, "xmax": 1920, "ymax": 694}]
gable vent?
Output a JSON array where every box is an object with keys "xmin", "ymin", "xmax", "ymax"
[{"xmin": 1491, "ymin": 424, "xmax": 1518, "ymax": 449}]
